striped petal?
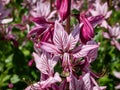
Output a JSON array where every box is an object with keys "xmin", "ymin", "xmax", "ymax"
[
  {"xmin": 66, "ymin": 24, "xmax": 81, "ymax": 50},
  {"xmin": 53, "ymin": 21, "xmax": 68, "ymax": 50},
  {"xmin": 40, "ymin": 42, "xmax": 61, "ymax": 54},
  {"xmin": 73, "ymin": 45, "xmax": 99, "ymax": 58},
  {"xmin": 33, "ymin": 52, "xmax": 58, "ymax": 75}
]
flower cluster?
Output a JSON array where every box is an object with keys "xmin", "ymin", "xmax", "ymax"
[
  {"xmin": 25, "ymin": 0, "xmax": 111, "ymax": 90},
  {"xmin": 0, "ymin": 0, "xmax": 18, "ymax": 47},
  {"xmin": 1, "ymin": 0, "xmax": 120, "ymax": 89}
]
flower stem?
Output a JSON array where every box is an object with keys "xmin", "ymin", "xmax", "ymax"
[
  {"xmin": 107, "ymin": 0, "xmax": 112, "ymax": 7},
  {"xmin": 66, "ymin": 0, "xmax": 71, "ymax": 34},
  {"xmin": 50, "ymin": 0, "xmax": 53, "ymax": 12}
]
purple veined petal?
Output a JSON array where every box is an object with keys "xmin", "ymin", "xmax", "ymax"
[
  {"xmin": 47, "ymin": 10, "xmax": 57, "ymax": 20},
  {"xmin": 105, "ymin": 10, "xmax": 112, "ymax": 19},
  {"xmin": 40, "ymin": 26, "xmax": 53, "ymax": 42},
  {"xmin": 59, "ymin": 80, "xmax": 67, "ymax": 90},
  {"xmin": 89, "ymin": 0, "xmax": 111, "ymax": 21},
  {"xmin": 71, "ymin": 44, "xmax": 82, "ymax": 54},
  {"xmin": 94, "ymin": 0, "xmax": 101, "ymax": 12},
  {"xmin": 88, "ymin": 15, "xmax": 104, "ymax": 28},
  {"xmin": 33, "ymin": 52, "xmax": 49, "ymax": 75},
  {"xmin": 82, "ymin": 73, "xmax": 92, "ymax": 90},
  {"xmin": 73, "ymin": 45, "xmax": 99, "ymax": 58},
  {"xmin": 69, "ymin": 73, "xmax": 81, "ymax": 90},
  {"xmin": 112, "ymin": 39, "xmax": 120, "ymax": 51},
  {"xmin": 5, "ymin": 34, "xmax": 15, "ymax": 40},
  {"xmin": 93, "ymin": 86, "xmax": 106, "ymax": 90},
  {"xmin": 53, "ymin": 21, "xmax": 68, "ymax": 50},
  {"xmin": 102, "ymin": 32, "xmax": 110, "ymax": 39},
  {"xmin": 62, "ymin": 53, "xmax": 70, "ymax": 68},
  {"xmin": 100, "ymin": 20, "xmax": 108, "ymax": 28},
  {"xmin": 40, "ymin": 72, "xmax": 62, "ymax": 89},
  {"xmin": 0, "ymin": 8, "xmax": 11, "ymax": 19},
  {"xmin": 102, "ymin": 3, "xmax": 108, "ymax": 16},
  {"xmin": 89, "ymin": 9, "xmax": 98, "ymax": 16},
  {"xmin": 25, "ymin": 81, "xmax": 42, "ymax": 90},
  {"xmin": 30, "ymin": 0, "xmax": 50, "ymax": 18},
  {"xmin": 21, "ymin": 15, "xmax": 29, "ymax": 24},
  {"xmin": 51, "ymin": 84, "xmax": 59, "ymax": 90},
  {"xmin": 40, "ymin": 73, "xmax": 49, "ymax": 81},
  {"xmin": 71, "ymin": 0, "xmax": 83, "ymax": 10},
  {"xmin": 31, "ymin": 17, "xmax": 48, "ymax": 25},
  {"xmin": 48, "ymin": 56, "xmax": 59, "ymax": 74},
  {"xmin": 86, "ymin": 40, "xmax": 99, "ymax": 62},
  {"xmin": 37, "ymin": 1, "xmax": 50, "ymax": 18},
  {"xmin": 107, "ymin": 25, "xmax": 113, "ymax": 36},
  {"xmin": 113, "ymin": 71, "xmax": 120, "ymax": 79},
  {"xmin": 27, "ymin": 26, "xmax": 45, "ymax": 37},
  {"xmin": 40, "ymin": 42, "xmax": 61, "ymax": 54},
  {"xmin": 33, "ymin": 52, "xmax": 58, "ymax": 75},
  {"xmin": 14, "ymin": 24, "xmax": 27, "ymax": 30},
  {"xmin": 107, "ymin": 23, "xmax": 120, "ymax": 38},
  {"xmin": 111, "ymin": 23, "xmax": 120, "ymax": 39},
  {"xmin": 91, "ymin": 76, "xmax": 106, "ymax": 90},
  {"xmin": 66, "ymin": 24, "xmax": 82, "ymax": 50},
  {"xmin": 1, "ymin": 0, "xmax": 10, "ymax": 5}
]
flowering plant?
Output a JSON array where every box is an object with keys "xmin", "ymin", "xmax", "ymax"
[{"xmin": 0, "ymin": 0, "xmax": 120, "ymax": 90}]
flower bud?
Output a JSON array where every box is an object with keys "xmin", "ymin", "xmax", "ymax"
[
  {"xmin": 28, "ymin": 59, "xmax": 34, "ymax": 66},
  {"xmin": 80, "ymin": 14, "xmax": 94, "ymax": 44},
  {"xmin": 8, "ymin": 82, "xmax": 14, "ymax": 89},
  {"xmin": 56, "ymin": 0, "xmax": 70, "ymax": 21}
]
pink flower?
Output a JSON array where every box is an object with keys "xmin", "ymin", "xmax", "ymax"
[
  {"xmin": 25, "ymin": 52, "xmax": 61, "ymax": 90},
  {"xmin": 30, "ymin": 0, "xmax": 56, "ymax": 20},
  {"xmin": 89, "ymin": 0, "xmax": 112, "ymax": 28},
  {"xmin": 86, "ymin": 40, "xmax": 99, "ymax": 63},
  {"xmin": 68, "ymin": 73, "xmax": 106, "ymax": 90},
  {"xmin": 112, "ymin": 0, "xmax": 120, "ymax": 11},
  {"xmin": 1, "ymin": 0, "xmax": 10, "ymax": 5},
  {"xmin": 40, "ymin": 21, "xmax": 98, "ymax": 70},
  {"xmin": 103, "ymin": 23, "xmax": 120, "ymax": 50},
  {"xmin": 14, "ymin": 15, "xmax": 30, "ymax": 31},
  {"xmin": 0, "ymin": 4, "xmax": 12, "ymax": 24},
  {"xmin": 71, "ymin": 0, "xmax": 83, "ymax": 10},
  {"xmin": 0, "ymin": 25, "xmax": 18, "ymax": 47},
  {"xmin": 27, "ymin": 16, "xmax": 54, "ymax": 44}
]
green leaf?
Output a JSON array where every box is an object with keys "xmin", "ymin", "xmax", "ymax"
[{"xmin": 10, "ymin": 74, "xmax": 20, "ymax": 84}]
